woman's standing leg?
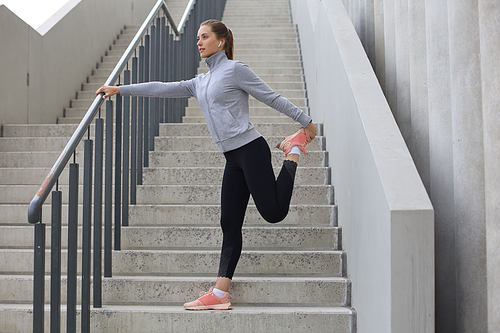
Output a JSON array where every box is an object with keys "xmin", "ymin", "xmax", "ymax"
[
  {"xmin": 183, "ymin": 156, "xmax": 249, "ymax": 310},
  {"xmin": 216, "ymin": 157, "xmax": 250, "ymax": 286}
]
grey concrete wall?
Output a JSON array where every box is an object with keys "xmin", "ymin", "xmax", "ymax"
[
  {"xmin": 0, "ymin": 0, "xmax": 156, "ymax": 125},
  {"xmin": 479, "ymin": 1, "xmax": 500, "ymax": 331},
  {"xmin": 290, "ymin": 0, "xmax": 434, "ymax": 332},
  {"xmin": 342, "ymin": 0, "xmax": 497, "ymax": 331}
]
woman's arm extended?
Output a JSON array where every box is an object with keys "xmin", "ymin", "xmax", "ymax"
[{"xmin": 96, "ymin": 80, "xmax": 197, "ymax": 99}]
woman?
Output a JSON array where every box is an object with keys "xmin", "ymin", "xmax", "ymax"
[{"xmin": 96, "ymin": 19, "xmax": 317, "ymax": 310}]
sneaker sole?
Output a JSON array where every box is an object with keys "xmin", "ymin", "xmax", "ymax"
[{"xmin": 184, "ymin": 303, "xmax": 233, "ymax": 311}]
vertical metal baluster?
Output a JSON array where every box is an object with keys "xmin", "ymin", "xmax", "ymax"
[
  {"xmin": 144, "ymin": 34, "xmax": 150, "ymax": 167},
  {"xmin": 123, "ymin": 69, "xmax": 131, "ymax": 225},
  {"xmin": 104, "ymin": 99, "xmax": 114, "ymax": 277},
  {"xmin": 160, "ymin": 17, "xmax": 166, "ymax": 124},
  {"xmin": 138, "ymin": 45, "xmax": 144, "ymax": 185},
  {"xmin": 93, "ymin": 117, "xmax": 104, "ymax": 308},
  {"xmin": 66, "ymin": 160, "xmax": 79, "ymax": 333},
  {"xmin": 33, "ymin": 222, "xmax": 45, "ymax": 333},
  {"xmin": 149, "ymin": 26, "xmax": 156, "ymax": 151},
  {"xmin": 167, "ymin": 26, "xmax": 173, "ymax": 123},
  {"xmin": 175, "ymin": 40, "xmax": 181, "ymax": 122},
  {"xmin": 131, "ymin": 55, "xmax": 138, "ymax": 202},
  {"xmin": 172, "ymin": 38, "xmax": 178, "ymax": 122},
  {"xmin": 81, "ymin": 136, "xmax": 93, "ymax": 333},
  {"xmin": 155, "ymin": 17, "xmax": 161, "ymax": 134},
  {"xmin": 115, "ymin": 91, "xmax": 122, "ymax": 250},
  {"xmin": 50, "ymin": 188, "xmax": 62, "ymax": 333}
]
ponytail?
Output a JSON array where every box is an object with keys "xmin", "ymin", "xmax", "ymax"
[{"xmin": 201, "ymin": 19, "xmax": 234, "ymax": 60}]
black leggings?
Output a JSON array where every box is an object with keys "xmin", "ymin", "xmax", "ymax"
[{"xmin": 217, "ymin": 137, "xmax": 297, "ymax": 279}]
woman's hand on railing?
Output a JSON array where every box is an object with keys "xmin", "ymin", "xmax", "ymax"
[{"xmin": 96, "ymin": 85, "xmax": 120, "ymax": 99}]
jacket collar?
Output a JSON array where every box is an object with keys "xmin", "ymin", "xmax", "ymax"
[{"xmin": 204, "ymin": 50, "xmax": 228, "ymax": 71}]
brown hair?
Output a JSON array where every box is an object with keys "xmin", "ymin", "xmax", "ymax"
[{"xmin": 201, "ymin": 19, "xmax": 234, "ymax": 60}]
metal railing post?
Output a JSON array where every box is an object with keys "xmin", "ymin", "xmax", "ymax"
[
  {"xmin": 155, "ymin": 17, "xmax": 161, "ymax": 134},
  {"xmin": 50, "ymin": 189, "xmax": 62, "ymax": 333},
  {"xmin": 160, "ymin": 16, "xmax": 166, "ymax": 123},
  {"xmin": 104, "ymin": 99, "xmax": 114, "ymax": 277},
  {"xmin": 33, "ymin": 222, "xmax": 45, "ymax": 333},
  {"xmin": 138, "ymin": 45, "xmax": 144, "ymax": 185},
  {"xmin": 131, "ymin": 56, "xmax": 138, "ymax": 202},
  {"xmin": 81, "ymin": 137, "xmax": 93, "ymax": 332},
  {"xmin": 123, "ymin": 69, "xmax": 131, "ymax": 226},
  {"xmin": 144, "ymin": 34, "xmax": 150, "ymax": 167},
  {"xmin": 167, "ymin": 27, "xmax": 174, "ymax": 123},
  {"xmin": 115, "ymin": 92, "xmax": 122, "ymax": 250},
  {"xmin": 66, "ymin": 161, "xmax": 79, "ymax": 333},
  {"xmin": 149, "ymin": 26, "xmax": 156, "ymax": 150},
  {"xmin": 93, "ymin": 117, "xmax": 104, "ymax": 308}
]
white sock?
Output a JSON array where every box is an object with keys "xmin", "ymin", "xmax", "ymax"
[
  {"xmin": 289, "ymin": 146, "xmax": 302, "ymax": 156},
  {"xmin": 213, "ymin": 288, "xmax": 227, "ymax": 298}
]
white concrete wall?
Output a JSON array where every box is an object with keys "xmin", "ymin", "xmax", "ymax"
[
  {"xmin": 341, "ymin": 0, "xmax": 498, "ymax": 331},
  {"xmin": 0, "ymin": 0, "xmax": 156, "ymax": 125},
  {"xmin": 290, "ymin": 0, "xmax": 434, "ymax": 332}
]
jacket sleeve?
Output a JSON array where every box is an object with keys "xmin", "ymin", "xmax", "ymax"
[
  {"xmin": 233, "ymin": 62, "xmax": 312, "ymax": 127},
  {"xmin": 119, "ymin": 79, "xmax": 197, "ymax": 98}
]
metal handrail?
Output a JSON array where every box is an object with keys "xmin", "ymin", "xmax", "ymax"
[
  {"xmin": 27, "ymin": 0, "xmax": 187, "ymax": 224},
  {"xmin": 179, "ymin": 0, "xmax": 196, "ymax": 31}
]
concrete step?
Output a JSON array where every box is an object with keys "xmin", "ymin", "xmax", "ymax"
[
  {"xmin": 0, "ymin": 204, "xmax": 337, "ymax": 226},
  {"xmin": 102, "ymin": 276, "xmax": 350, "ymax": 307},
  {"xmin": 142, "ymin": 166, "xmax": 330, "ymax": 185},
  {"xmin": 128, "ymin": 204, "xmax": 336, "ymax": 226},
  {"xmin": 233, "ymin": 48, "xmax": 301, "ymax": 56},
  {"xmin": 0, "ymin": 249, "xmax": 345, "ymax": 276},
  {"xmin": 157, "ymin": 122, "xmax": 320, "ymax": 137},
  {"xmin": 0, "ymin": 275, "xmax": 349, "ymax": 307},
  {"xmin": 0, "ymin": 166, "xmax": 328, "ymax": 186},
  {"xmin": 197, "ymin": 59, "xmax": 303, "ymax": 68},
  {"xmin": 0, "ymin": 185, "xmax": 85, "ymax": 204},
  {"xmin": 112, "ymin": 249, "xmax": 345, "ymax": 276},
  {"xmin": 0, "ymin": 225, "xmax": 338, "ymax": 250},
  {"xmin": 153, "ymin": 135, "xmax": 325, "ymax": 151},
  {"xmin": 120, "ymin": 226, "xmax": 339, "ymax": 250},
  {"xmin": 149, "ymin": 151, "xmax": 329, "ymax": 168},
  {"xmin": 135, "ymin": 184, "xmax": 333, "ymax": 205},
  {"xmin": 0, "ymin": 150, "xmax": 327, "ymax": 168},
  {"xmin": 0, "ymin": 167, "xmax": 82, "ymax": 185},
  {"xmin": 0, "ymin": 137, "xmax": 85, "ymax": 152},
  {"xmin": 0, "ymin": 304, "xmax": 354, "ymax": 333},
  {"xmin": 0, "ymin": 152, "xmax": 85, "ymax": 167},
  {"xmin": 0, "ymin": 133, "xmax": 321, "ymax": 155},
  {"xmin": 2, "ymin": 122, "xmax": 320, "ymax": 138}
]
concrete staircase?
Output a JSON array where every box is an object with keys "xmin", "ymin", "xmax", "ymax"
[{"xmin": 0, "ymin": 0, "xmax": 355, "ymax": 332}]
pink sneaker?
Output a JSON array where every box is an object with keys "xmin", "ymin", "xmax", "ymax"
[
  {"xmin": 276, "ymin": 128, "xmax": 310, "ymax": 156},
  {"xmin": 183, "ymin": 287, "xmax": 232, "ymax": 310}
]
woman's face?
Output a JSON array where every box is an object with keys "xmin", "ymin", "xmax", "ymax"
[{"xmin": 197, "ymin": 25, "xmax": 223, "ymax": 59}]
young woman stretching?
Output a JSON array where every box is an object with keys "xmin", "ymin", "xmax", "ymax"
[{"xmin": 96, "ymin": 19, "xmax": 317, "ymax": 310}]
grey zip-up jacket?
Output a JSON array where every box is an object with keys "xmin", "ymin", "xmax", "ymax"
[{"xmin": 119, "ymin": 50, "xmax": 312, "ymax": 153}]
